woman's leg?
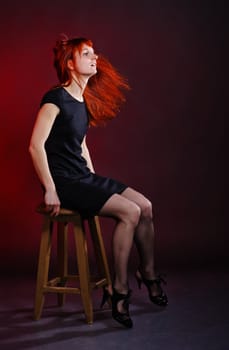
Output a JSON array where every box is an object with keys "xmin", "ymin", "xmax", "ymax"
[
  {"xmin": 122, "ymin": 188, "xmax": 168, "ymax": 305},
  {"xmin": 121, "ymin": 187, "xmax": 157, "ymax": 279},
  {"xmin": 99, "ymin": 193, "xmax": 141, "ymax": 293}
]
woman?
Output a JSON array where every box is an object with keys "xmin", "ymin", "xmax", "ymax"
[{"xmin": 29, "ymin": 36, "xmax": 167, "ymax": 328}]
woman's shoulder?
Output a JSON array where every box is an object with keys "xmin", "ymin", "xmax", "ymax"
[{"xmin": 40, "ymin": 86, "xmax": 63, "ymax": 108}]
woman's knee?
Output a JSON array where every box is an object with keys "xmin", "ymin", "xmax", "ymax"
[
  {"xmin": 121, "ymin": 188, "xmax": 153, "ymax": 221},
  {"xmin": 123, "ymin": 202, "xmax": 141, "ymax": 228},
  {"xmin": 99, "ymin": 193, "xmax": 141, "ymax": 227},
  {"xmin": 140, "ymin": 198, "xmax": 153, "ymax": 220}
]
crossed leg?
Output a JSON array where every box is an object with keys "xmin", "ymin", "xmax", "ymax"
[
  {"xmin": 99, "ymin": 191, "xmax": 141, "ymax": 293},
  {"xmin": 121, "ymin": 187, "xmax": 157, "ymax": 280},
  {"xmin": 99, "ymin": 187, "xmax": 157, "ymax": 292}
]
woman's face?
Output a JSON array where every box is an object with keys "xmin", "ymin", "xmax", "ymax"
[{"xmin": 70, "ymin": 43, "xmax": 98, "ymax": 77}]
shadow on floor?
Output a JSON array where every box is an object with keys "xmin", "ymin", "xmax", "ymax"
[{"xmin": 0, "ymin": 268, "xmax": 229, "ymax": 350}]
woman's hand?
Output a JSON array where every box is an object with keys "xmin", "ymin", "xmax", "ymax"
[{"xmin": 44, "ymin": 189, "xmax": 61, "ymax": 216}]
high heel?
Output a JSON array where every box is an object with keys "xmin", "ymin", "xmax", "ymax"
[
  {"xmin": 100, "ymin": 287, "xmax": 111, "ymax": 308},
  {"xmin": 100, "ymin": 286, "xmax": 133, "ymax": 328},
  {"xmin": 136, "ymin": 271, "xmax": 168, "ymax": 306},
  {"xmin": 111, "ymin": 288, "xmax": 133, "ymax": 328}
]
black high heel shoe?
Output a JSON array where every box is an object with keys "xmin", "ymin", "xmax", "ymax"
[
  {"xmin": 101, "ymin": 287, "xmax": 133, "ymax": 328},
  {"xmin": 100, "ymin": 287, "xmax": 111, "ymax": 308},
  {"xmin": 135, "ymin": 271, "xmax": 168, "ymax": 306}
]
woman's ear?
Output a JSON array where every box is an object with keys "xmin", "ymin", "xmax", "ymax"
[{"xmin": 67, "ymin": 59, "xmax": 74, "ymax": 70}]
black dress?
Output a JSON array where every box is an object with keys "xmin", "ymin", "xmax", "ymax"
[{"xmin": 41, "ymin": 87, "xmax": 127, "ymax": 218}]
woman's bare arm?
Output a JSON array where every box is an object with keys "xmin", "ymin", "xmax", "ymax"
[{"xmin": 29, "ymin": 103, "xmax": 61, "ymax": 215}]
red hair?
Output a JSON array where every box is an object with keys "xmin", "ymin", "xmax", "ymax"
[{"xmin": 53, "ymin": 36, "xmax": 130, "ymax": 126}]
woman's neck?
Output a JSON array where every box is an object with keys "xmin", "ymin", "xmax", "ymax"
[{"xmin": 66, "ymin": 75, "xmax": 88, "ymax": 102}]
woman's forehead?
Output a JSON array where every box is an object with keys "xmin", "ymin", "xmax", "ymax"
[
  {"xmin": 73, "ymin": 42, "xmax": 95, "ymax": 56},
  {"xmin": 81, "ymin": 43, "xmax": 94, "ymax": 51}
]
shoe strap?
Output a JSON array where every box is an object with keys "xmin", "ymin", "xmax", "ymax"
[
  {"xmin": 113, "ymin": 288, "xmax": 132, "ymax": 302},
  {"xmin": 155, "ymin": 274, "xmax": 167, "ymax": 285},
  {"xmin": 143, "ymin": 274, "xmax": 167, "ymax": 287}
]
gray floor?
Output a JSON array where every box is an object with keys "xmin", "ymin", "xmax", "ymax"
[{"xmin": 0, "ymin": 267, "xmax": 229, "ymax": 350}]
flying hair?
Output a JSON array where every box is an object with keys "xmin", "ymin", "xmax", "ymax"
[{"xmin": 53, "ymin": 34, "xmax": 130, "ymax": 126}]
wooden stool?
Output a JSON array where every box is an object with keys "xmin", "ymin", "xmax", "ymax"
[{"xmin": 34, "ymin": 204, "xmax": 111, "ymax": 324}]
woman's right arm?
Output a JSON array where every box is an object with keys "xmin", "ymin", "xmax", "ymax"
[{"xmin": 29, "ymin": 103, "xmax": 60, "ymax": 216}]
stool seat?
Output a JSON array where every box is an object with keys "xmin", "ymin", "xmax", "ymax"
[
  {"xmin": 36, "ymin": 203, "xmax": 80, "ymax": 216},
  {"xmin": 34, "ymin": 203, "xmax": 111, "ymax": 324}
]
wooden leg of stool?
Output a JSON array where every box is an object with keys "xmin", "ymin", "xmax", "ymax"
[
  {"xmin": 57, "ymin": 222, "xmax": 68, "ymax": 306},
  {"xmin": 88, "ymin": 216, "xmax": 112, "ymax": 286},
  {"xmin": 34, "ymin": 217, "xmax": 53, "ymax": 320},
  {"xmin": 73, "ymin": 219, "xmax": 93, "ymax": 324}
]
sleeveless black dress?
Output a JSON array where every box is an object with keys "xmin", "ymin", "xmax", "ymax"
[{"xmin": 41, "ymin": 87, "xmax": 127, "ymax": 218}]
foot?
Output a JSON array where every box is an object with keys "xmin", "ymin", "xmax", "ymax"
[
  {"xmin": 111, "ymin": 287, "xmax": 133, "ymax": 328},
  {"xmin": 136, "ymin": 270, "xmax": 168, "ymax": 306}
]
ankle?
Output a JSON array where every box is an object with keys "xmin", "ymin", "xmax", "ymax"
[
  {"xmin": 138, "ymin": 266, "xmax": 156, "ymax": 281},
  {"xmin": 113, "ymin": 281, "xmax": 129, "ymax": 295}
]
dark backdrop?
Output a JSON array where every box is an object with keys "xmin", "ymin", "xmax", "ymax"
[{"xmin": 0, "ymin": 0, "xmax": 226, "ymax": 275}]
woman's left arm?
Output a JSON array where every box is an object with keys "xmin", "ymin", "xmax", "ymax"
[{"xmin": 81, "ymin": 136, "xmax": 95, "ymax": 173}]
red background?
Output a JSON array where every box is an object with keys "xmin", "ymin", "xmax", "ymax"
[{"xmin": 0, "ymin": 0, "xmax": 226, "ymax": 275}]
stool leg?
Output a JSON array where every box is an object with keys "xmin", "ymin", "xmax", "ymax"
[
  {"xmin": 57, "ymin": 222, "xmax": 68, "ymax": 306},
  {"xmin": 34, "ymin": 217, "xmax": 53, "ymax": 320},
  {"xmin": 88, "ymin": 216, "xmax": 112, "ymax": 287},
  {"xmin": 73, "ymin": 219, "xmax": 93, "ymax": 324}
]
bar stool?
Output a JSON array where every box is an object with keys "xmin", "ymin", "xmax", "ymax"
[{"xmin": 34, "ymin": 203, "xmax": 111, "ymax": 324}]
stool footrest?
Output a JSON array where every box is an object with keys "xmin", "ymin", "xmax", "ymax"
[
  {"xmin": 46, "ymin": 276, "xmax": 107, "ymax": 290},
  {"xmin": 43, "ymin": 286, "xmax": 80, "ymax": 294}
]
